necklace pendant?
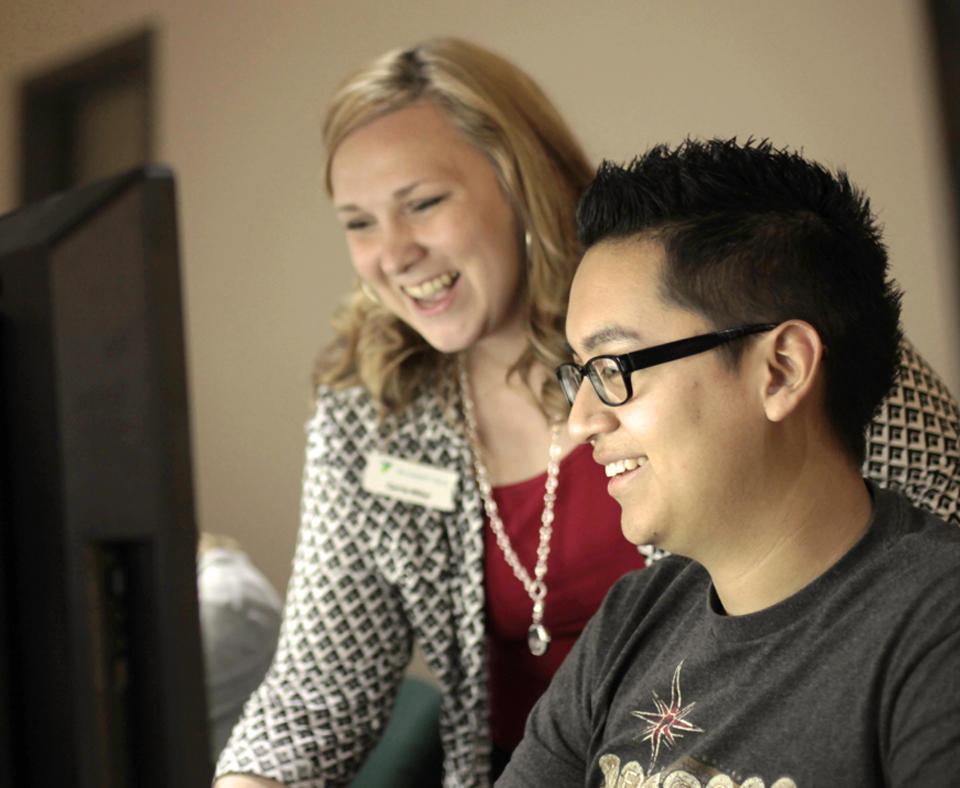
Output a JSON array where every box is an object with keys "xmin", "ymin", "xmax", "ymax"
[{"xmin": 527, "ymin": 623, "xmax": 551, "ymax": 656}]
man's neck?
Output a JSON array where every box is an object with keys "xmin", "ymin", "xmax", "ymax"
[{"xmin": 704, "ymin": 458, "xmax": 873, "ymax": 616}]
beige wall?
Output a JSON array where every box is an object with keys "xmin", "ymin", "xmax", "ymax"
[{"xmin": 2, "ymin": 0, "xmax": 958, "ymax": 595}]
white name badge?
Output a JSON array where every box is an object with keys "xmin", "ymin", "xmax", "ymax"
[{"xmin": 362, "ymin": 451, "xmax": 458, "ymax": 512}]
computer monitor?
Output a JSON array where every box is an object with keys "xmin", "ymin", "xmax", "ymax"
[{"xmin": 0, "ymin": 166, "xmax": 210, "ymax": 785}]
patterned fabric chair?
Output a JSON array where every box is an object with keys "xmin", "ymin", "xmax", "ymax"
[{"xmin": 862, "ymin": 339, "xmax": 960, "ymax": 525}]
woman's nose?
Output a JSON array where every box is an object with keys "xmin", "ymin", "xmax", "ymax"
[{"xmin": 380, "ymin": 221, "xmax": 423, "ymax": 274}]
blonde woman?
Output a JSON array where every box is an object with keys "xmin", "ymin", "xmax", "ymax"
[
  {"xmin": 214, "ymin": 38, "xmax": 645, "ymax": 788},
  {"xmin": 214, "ymin": 38, "xmax": 960, "ymax": 788}
]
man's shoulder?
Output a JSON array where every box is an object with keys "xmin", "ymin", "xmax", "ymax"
[
  {"xmin": 862, "ymin": 485, "xmax": 960, "ymax": 612},
  {"xmin": 875, "ymin": 484, "xmax": 960, "ymax": 556},
  {"xmin": 610, "ymin": 550, "xmax": 691, "ymax": 582},
  {"xmin": 598, "ymin": 554, "xmax": 705, "ymax": 621}
]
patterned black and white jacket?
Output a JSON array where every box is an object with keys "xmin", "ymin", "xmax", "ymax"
[{"xmin": 214, "ymin": 338, "xmax": 959, "ymax": 788}]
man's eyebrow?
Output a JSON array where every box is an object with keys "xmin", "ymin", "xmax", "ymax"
[{"xmin": 579, "ymin": 325, "xmax": 646, "ymax": 355}]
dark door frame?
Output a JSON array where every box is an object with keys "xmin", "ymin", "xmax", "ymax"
[{"xmin": 19, "ymin": 29, "xmax": 154, "ymax": 203}]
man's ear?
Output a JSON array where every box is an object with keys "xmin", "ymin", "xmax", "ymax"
[{"xmin": 760, "ymin": 320, "xmax": 823, "ymax": 423}]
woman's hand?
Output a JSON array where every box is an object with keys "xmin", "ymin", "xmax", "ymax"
[{"xmin": 214, "ymin": 776, "xmax": 285, "ymax": 788}]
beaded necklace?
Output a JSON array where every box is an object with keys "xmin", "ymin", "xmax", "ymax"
[{"xmin": 458, "ymin": 358, "xmax": 561, "ymax": 656}]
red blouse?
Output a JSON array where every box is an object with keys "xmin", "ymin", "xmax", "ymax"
[{"xmin": 484, "ymin": 442, "xmax": 647, "ymax": 751}]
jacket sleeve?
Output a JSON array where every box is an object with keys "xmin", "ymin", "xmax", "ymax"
[{"xmin": 214, "ymin": 389, "xmax": 413, "ymax": 786}]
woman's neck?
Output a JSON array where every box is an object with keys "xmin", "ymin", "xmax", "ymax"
[
  {"xmin": 463, "ymin": 324, "xmax": 530, "ymax": 384},
  {"xmin": 460, "ymin": 345, "xmax": 575, "ymax": 486}
]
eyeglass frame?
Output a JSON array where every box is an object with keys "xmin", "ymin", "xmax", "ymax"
[{"xmin": 556, "ymin": 323, "xmax": 778, "ymax": 407}]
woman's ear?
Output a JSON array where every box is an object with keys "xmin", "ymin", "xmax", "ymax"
[{"xmin": 760, "ymin": 320, "xmax": 824, "ymax": 423}]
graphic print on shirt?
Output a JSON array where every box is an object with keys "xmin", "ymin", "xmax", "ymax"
[
  {"xmin": 631, "ymin": 660, "xmax": 703, "ymax": 768},
  {"xmin": 598, "ymin": 753, "xmax": 799, "ymax": 788},
  {"xmin": 597, "ymin": 661, "xmax": 798, "ymax": 788}
]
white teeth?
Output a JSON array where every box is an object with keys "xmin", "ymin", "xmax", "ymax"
[
  {"xmin": 404, "ymin": 272, "xmax": 458, "ymax": 299},
  {"xmin": 604, "ymin": 457, "xmax": 646, "ymax": 478}
]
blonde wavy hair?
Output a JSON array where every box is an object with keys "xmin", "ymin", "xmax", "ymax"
[{"xmin": 316, "ymin": 37, "xmax": 594, "ymax": 420}]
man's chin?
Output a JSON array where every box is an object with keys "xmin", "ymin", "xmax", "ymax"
[{"xmin": 620, "ymin": 515, "xmax": 660, "ymax": 548}]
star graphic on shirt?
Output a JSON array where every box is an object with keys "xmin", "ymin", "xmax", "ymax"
[{"xmin": 631, "ymin": 660, "xmax": 703, "ymax": 766}]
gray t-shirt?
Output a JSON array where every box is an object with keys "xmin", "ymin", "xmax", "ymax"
[{"xmin": 498, "ymin": 484, "xmax": 960, "ymax": 787}]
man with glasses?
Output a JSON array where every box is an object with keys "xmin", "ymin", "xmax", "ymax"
[{"xmin": 497, "ymin": 139, "xmax": 960, "ymax": 786}]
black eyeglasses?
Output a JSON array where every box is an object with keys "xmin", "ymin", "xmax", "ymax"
[{"xmin": 556, "ymin": 323, "xmax": 777, "ymax": 406}]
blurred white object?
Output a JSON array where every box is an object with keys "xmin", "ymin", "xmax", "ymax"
[{"xmin": 197, "ymin": 534, "xmax": 282, "ymax": 763}]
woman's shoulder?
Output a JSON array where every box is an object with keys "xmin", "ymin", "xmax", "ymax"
[
  {"xmin": 895, "ymin": 336, "xmax": 960, "ymax": 423},
  {"xmin": 314, "ymin": 382, "xmax": 378, "ymax": 417},
  {"xmin": 309, "ymin": 382, "xmax": 461, "ymax": 449},
  {"xmin": 313, "ymin": 381, "xmax": 452, "ymax": 418},
  {"xmin": 866, "ymin": 336, "xmax": 960, "ymax": 525}
]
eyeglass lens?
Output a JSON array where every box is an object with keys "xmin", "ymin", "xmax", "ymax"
[
  {"xmin": 589, "ymin": 358, "xmax": 627, "ymax": 405},
  {"xmin": 557, "ymin": 366, "xmax": 582, "ymax": 405},
  {"xmin": 558, "ymin": 358, "xmax": 627, "ymax": 407}
]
